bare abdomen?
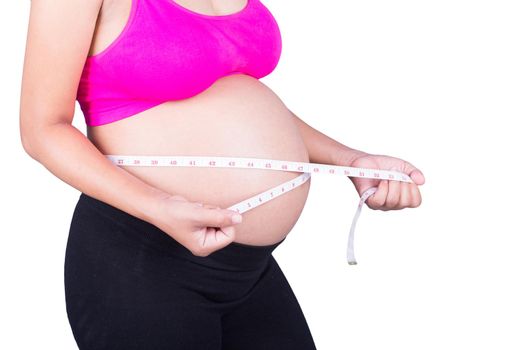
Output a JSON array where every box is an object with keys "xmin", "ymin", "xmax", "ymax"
[{"xmin": 87, "ymin": 73, "xmax": 311, "ymax": 245}]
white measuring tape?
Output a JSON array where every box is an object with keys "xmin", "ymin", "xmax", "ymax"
[{"xmin": 105, "ymin": 155, "xmax": 414, "ymax": 265}]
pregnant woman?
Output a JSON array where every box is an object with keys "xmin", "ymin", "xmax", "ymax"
[{"xmin": 20, "ymin": 0, "xmax": 425, "ymax": 349}]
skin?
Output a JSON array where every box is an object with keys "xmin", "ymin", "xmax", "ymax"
[{"xmin": 20, "ymin": 0, "xmax": 424, "ymax": 256}]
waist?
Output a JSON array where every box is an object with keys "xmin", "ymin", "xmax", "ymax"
[{"xmin": 104, "ymin": 154, "xmax": 413, "ymax": 265}]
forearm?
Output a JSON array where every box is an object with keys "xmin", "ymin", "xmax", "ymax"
[
  {"xmin": 289, "ymin": 109, "xmax": 368, "ymax": 165},
  {"xmin": 22, "ymin": 123, "xmax": 170, "ymax": 224}
]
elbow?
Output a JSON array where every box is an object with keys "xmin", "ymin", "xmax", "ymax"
[
  {"xmin": 20, "ymin": 106, "xmax": 37, "ymax": 157},
  {"xmin": 20, "ymin": 113, "xmax": 75, "ymax": 160},
  {"xmin": 19, "ymin": 113, "xmax": 44, "ymax": 160},
  {"xmin": 20, "ymin": 125, "xmax": 39, "ymax": 159},
  {"xmin": 19, "ymin": 94, "xmax": 76, "ymax": 158},
  {"xmin": 20, "ymin": 115, "xmax": 33, "ymax": 156}
]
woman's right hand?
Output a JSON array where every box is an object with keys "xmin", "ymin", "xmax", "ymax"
[{"xmin": 149, "ymin": 194, "xmax": 243, "ymax": 257}]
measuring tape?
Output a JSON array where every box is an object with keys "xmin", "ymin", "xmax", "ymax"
[{"xmin": 105, "ymin": 155, "xmax": 414, "ymax": 265}]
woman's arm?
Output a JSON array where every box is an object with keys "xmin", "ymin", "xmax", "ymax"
[
  {"xmin": 19, "ymin": 0, "xmax": 170, "ymax": 223},
  {"xmin": 288, "ymin": 109, "xmax": 424, "ymax": 209},
  {"xmin": 288, "ymin": 108, "xmax": 368, "ymax": 165}
]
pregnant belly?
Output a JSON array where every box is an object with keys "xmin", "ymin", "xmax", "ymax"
[{"xmin": 87, "ymin": 73, "xmax": 311, "ymax": 246}]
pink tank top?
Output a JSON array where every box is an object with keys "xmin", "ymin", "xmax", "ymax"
[{"xmin": 76, "ymin": 0, "xmax": 282, "ymax": 126}]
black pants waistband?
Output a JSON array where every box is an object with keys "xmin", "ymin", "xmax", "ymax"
[{"xmin": 75, "ymin": 193, "xmax": 285, "ymax": 270}]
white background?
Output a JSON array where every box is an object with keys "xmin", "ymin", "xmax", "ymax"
[{"xmin": 2, "ymin": 0, "xmax": 524, "ymax": 349}]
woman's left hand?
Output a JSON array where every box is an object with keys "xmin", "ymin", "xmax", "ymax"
[{"xmin": 334, "ymin": 151, "xmax": 426, "ymax": 211}]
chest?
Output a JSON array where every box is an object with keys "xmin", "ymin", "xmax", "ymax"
[{"xmin": 82, "ymin": 0, "xmax": 282, "ymax": 100}]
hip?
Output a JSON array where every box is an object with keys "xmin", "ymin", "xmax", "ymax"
[{"xmin": 65, "ymin": 192, "xmax": 286, "ymax": 300}]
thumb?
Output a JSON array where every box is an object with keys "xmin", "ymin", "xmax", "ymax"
[
  {"xmin": 194, "ymin": 207, "xmax": 243, "ymax": 228},
  {"xmin": 402, "ymin": 161, "xmax": 426, "ymax": 185}
]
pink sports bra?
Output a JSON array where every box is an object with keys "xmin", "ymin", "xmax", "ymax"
[{"xmin": 76, "ymin": 0, "xmax": 282, "ymax": 126}]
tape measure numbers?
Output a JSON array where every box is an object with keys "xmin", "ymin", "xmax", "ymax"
[{"xmin": 105, "ymin": 155, "xmax": 414, "ymax": 265}]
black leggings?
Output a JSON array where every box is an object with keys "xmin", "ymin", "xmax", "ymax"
[{"xmin": 64, "ymin": 193, "xmax": 317, "ymax": 350}]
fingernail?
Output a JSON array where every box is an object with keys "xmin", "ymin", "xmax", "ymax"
[{"xmin": 232, "ymin": 214, "xmax": 243, "ymax": 224}]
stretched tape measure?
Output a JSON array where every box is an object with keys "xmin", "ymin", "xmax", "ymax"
[{"xmin": 105, "ymin": 155, "xmax": 414, "ymax": 265}]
